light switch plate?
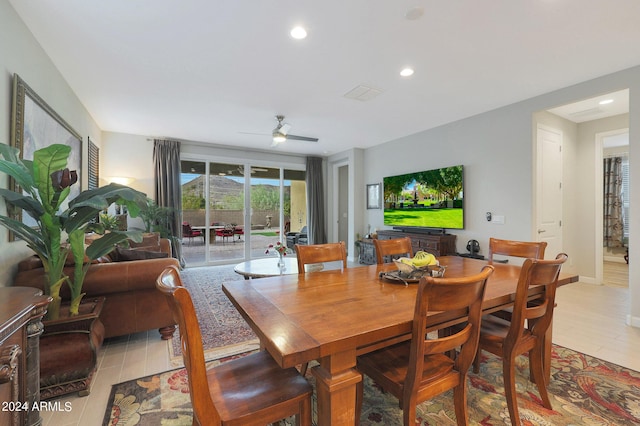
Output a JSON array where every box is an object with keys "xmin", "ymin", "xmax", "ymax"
[{"xmin": 492, "ymin": 215, "xmax": 505, "ymax": 224}]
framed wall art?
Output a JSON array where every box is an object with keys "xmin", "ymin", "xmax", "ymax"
[
  {"xmin": 9, "ymin": 73, "xmax": 83, "ymax": 234},
  {"xmin": 366, "ymin": 183, "xmax": 381, "ymax": 209}
]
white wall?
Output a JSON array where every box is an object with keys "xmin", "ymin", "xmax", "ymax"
[{"xmin": 0, "ymin": 0, "xmax": 101, "ymax": 287}]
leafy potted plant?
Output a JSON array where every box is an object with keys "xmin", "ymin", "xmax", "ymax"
[{"xmin": 0, "ymin": 143, "xmax": 148, "ymax": 318}]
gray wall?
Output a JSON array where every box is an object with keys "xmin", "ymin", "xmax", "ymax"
[
  {"xmin": 0, "ymin": 0, "xmax": 101, "ymax": 286},
  {"xmin": 350, "ymin": 66, "xmax": 640, "ymax": 327}
]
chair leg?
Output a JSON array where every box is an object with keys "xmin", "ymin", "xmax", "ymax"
[
  {"xmin": 402, "ymin": 395, "xmax": 418, "ymax": 426},
  {"xmin": 503, "ymin": 355, "xmax": 521, "ymax": 426},
  {"xmin": 452, "ymin": 380, "xmax": 469, "ymax": 426},
  {"xmin": 296, "ymin": 396, "xmax": 312, "ymax": 426},
  {"xmin": 529, "ymin": 346, "xmax": 552, "ymax": 409},
  {"xmin": 473, "ymin": 348, "xmax": 481, "ymax": 374}
]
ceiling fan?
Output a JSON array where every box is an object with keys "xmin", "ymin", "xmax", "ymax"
[{"xmin": 270, "ymin": 115, "xmax": 318, "ymax": 146}]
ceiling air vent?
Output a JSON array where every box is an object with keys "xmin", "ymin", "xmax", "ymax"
[
  {"xmin": 569, "ymin": 107, "xmax": 603, "ymax": 118},
  {"xmin": 343, "ymin": 85, "xmax": 384, "ymax": 101}
]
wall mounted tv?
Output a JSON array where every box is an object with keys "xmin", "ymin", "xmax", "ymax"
[{"xmin": 383, "ymin": 165, "xmax": 464, "ymax": 230}]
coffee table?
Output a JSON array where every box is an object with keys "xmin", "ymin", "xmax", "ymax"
[{"xmin": 234, "ymin": 257, "xmax": 298, "ymax": 279}]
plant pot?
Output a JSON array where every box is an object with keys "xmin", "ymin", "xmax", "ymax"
[{"xmin": 39, "ymin": 297, "xmax": 105, "ymax": 399}]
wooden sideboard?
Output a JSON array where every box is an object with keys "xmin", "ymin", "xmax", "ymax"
[
  {"xmin": 360, "ymin": 230, "xmax": 457, "ymax": 264},
  {"xmin": 0, "ymin": 287, "xmax": 51, "ymax": 426},
  {"xmin": 358, "ymin": 230, "xmax": 457, "ymax": 265}
]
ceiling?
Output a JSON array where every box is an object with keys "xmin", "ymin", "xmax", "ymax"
[{"xmin": 9, "ymin": 0, "xmax": 640, "ymax": 156}]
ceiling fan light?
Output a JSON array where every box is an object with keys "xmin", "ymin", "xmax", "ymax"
[
  {"xmin": 290, "ymin": 26, "xmax": 307, "ymax": 40},
  {"xmin": 272, "ymin": 131, "xmax": 286, "ymax": 143}
]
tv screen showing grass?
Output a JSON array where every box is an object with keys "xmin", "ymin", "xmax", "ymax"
[{"xmin": 383, "ymin": 165, "xmax": 464, "ymax": 229}]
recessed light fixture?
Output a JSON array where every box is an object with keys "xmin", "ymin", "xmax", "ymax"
[
  {"xmin": 599, "ymin": 99, "xmax": 614, "ymax": 105},
  {"xmin": 400, "ymin": 68, "xmax": 414, "ymax": 77},
  {"xmin": 290, "ymin": 26, "xmax": 307, "ymax": 40},
  {"xmin": 405, "ymin": 7, "xmax": 424, "ymax": 20}
]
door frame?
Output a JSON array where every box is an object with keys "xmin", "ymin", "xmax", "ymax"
[
  {"xmin": 331, "ymin": 159, "xmax": 349, "ymax": 244},
  {"xmin": 595, "ymin": 128, "xmax": 629, "ymax": 285},
  {"xmin": 534, "ymin": 123, "xmax": 564, "ymax": 256}
]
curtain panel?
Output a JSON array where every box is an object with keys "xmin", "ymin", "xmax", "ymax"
[
  {"xmin": 153, "ymin": 139, "xmax": 184, "ymax": 265},
  {"xmin": 306, "ymin": 156, "xmax": 327, "ymax": 244},
  {"xmin": 603, "ymin": 156, "xmax": 624, "ymax": 248}
]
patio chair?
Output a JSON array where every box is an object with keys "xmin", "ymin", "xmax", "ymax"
[{"xmin": 182, "ymin": 222, "xmax": 204, "ymax": 245}]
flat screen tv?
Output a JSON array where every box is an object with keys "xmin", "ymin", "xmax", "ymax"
[{"xmin": 383, "ymin": 165, "xmax": 464, "ymax": 230}]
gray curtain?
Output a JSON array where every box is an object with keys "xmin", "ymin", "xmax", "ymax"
[
  {"xmin": 153, "ymin": 139, "xmax": 184, "ymax": 266},
  {"xmin": 603, "ymin": 156, "xmax": 624, "ymax": 248},
  {"xmin": 306, "ymin": 156, "xmax": 327, "ymax": 244}
]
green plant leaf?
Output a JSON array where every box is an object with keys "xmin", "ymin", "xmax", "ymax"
[
  {"xmin": 0, "ymin": 188, "xmax": 45, "ymax": 218},
  {"xmin": 0, "ymin": 159, "xmax": 35, "ymax": 193},
  {"xmin": 32, "ymin": 144, "xmax": 71, "ymax": 212},
  {"xmin": 0, "ymin": 215, "xmax": 46, "ymax": 254}
]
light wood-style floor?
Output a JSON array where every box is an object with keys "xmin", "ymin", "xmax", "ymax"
[{"xmin": 43, "ymin": 263, "xmax": 638, "ymax": 426}]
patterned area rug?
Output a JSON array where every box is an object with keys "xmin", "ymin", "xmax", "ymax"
[
  {"xmin": 104, "ymin": 345, "xmax": 640, "ymax": 425},
  {"xmin": 168, "ymin": 265, "xmax": 259, "ymax": 366}
]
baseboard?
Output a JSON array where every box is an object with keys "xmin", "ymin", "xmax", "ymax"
[
  {"xmin": 577, "ymin": 276, "xmax": 597, "ymax": 285},
  {"xmin": 604, "ymin": 256, "xmax": 627, "ymax": 264},
  {"xmin": 626, "ymin": 314, "xmax": 640, "ymax": 328}
]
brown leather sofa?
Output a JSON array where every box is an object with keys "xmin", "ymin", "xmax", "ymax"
[{"xmin": 13, "ymin": 235, "xmax": 180, "ymax": 340}]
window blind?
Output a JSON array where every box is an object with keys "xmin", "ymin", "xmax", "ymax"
[{"xmin": 88, "ymin": 138, "xmax": 99, "ymax": 190}]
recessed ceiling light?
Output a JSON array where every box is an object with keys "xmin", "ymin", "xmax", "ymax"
[
  {"xmin": 290, "ymin": 26, "xmax": 307, "ymax": 40},
  {"xmin": 400, "ymin": 68, "xmax": 414, "ymax": 77},
  {"xmin": 599, "ymin": 99, "xmax": 614, "ymax": 105},
  {"xmin": 405, "ymin": 7, "xmax": 424, "ymax": 20}
]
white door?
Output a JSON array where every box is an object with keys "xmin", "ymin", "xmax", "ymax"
[{"xmin": 536, "ymin": 125, "xmax": 563, "ymax": 258}]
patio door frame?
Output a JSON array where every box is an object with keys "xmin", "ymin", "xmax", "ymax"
[{"xmin": 180, "ymin": 152, "xmax": 306, "ymax": 266}]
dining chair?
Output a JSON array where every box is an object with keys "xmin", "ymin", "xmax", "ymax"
[
  {"xmin": 488, "ymin": 238, "xmax": 547, "ymax": 263},
  {"xmin": 182, "ymin": 222, "xmax": 204, "ymax": 245},
  {"xmin": 373, "ymin": 236, "xmax": 413, "ymax": 264},
  {"xmin": 472, "ymin": 253, "xmax": 568, "ymax": 426},
  {"xmin": 156, "ymin": 265, "xmax": 312, "ymax": 426},
  {"xmin": 356, "ymin": 265, "xmax": 495, "ymax": 426},
  {"xmin": 295, "ymin": 241, "xmax": 347, "ymax": 273},
  {"xmin": 294, "ymin": 241, "xmax": 348, "ymax": 375}
]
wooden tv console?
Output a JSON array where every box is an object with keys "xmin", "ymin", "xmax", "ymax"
[{"xmin": 358, "ymin": 230, "xmax": 457, "ymax": 265}]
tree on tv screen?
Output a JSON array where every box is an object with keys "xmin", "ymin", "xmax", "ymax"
[{"xmin": 385, "ymin": 166, "xmax": 463, "ymax": 203}]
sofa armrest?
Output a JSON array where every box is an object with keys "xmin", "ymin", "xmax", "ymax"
[
  {"xmin": 80, "ymin": 257, "xmax": 180, "ymax": 296},
  {"xmin": 159, "ymin": 238, "xmax": 172, "ymax": 255},
  {"xmin": 13, "ymin": 257, "xmax": 180, "ymax": 298}
]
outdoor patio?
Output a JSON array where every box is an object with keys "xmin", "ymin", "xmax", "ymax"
[{"xmin": 181, "ymin": 229, "xmax": 294, "ymax": 266}]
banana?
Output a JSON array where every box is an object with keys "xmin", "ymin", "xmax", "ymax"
[{"xmin": 411, "ymin": 251, "xmax": 434, "ymax": 267}]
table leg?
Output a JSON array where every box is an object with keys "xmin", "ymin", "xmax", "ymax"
[{"xmin": 311, "ymin": 349, "xmax": 362, "ymax": 426}]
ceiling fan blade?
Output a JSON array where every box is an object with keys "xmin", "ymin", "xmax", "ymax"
[
  {"xmin": 280, "ymin": 123, "xmax": 292, "ymax": 135},
  {"xmin": 238, "ymin": 131, "xmax": 270, "ymax": 136},
  {"xmin": 287, "ymin": 134, "xmax": 319, "ymax": 142}
]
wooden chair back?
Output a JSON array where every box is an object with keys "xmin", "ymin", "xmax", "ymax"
[
  {"xmin": 373, "ymin": 237, "xmax": 413, "ymax": 264},
  {"xmin": 488, "ymin": 238, "xmax": 547, "ymax": 263},
  {"xmin": 474, "ymin": 253, "xmax": 568, "ymax": 426},
  {"xmin": 156, "ymin": 265, "xmax": 220, "ymax": 424},
  {"xmin": 356, "ymin": 265, "xmax": 494, "ymax": 425},
  {"xmin": 157, "ymin": 265, "xmax": 312, "ymax": 426},
  {"xmin": 295, "ymin": 242, "xmax": 347, "ymax": 273},
  {"xmin": 406, "ymin": 265, "xmax": 494, "ymax": 394},
  {"xmin": 506, "ymin": 253, "xmax": 568, "ymax": 344}
]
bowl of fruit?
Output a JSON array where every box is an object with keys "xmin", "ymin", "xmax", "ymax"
[{"xmin": 393, "ymin": 251, "xmax": 440, "ymax": 278}]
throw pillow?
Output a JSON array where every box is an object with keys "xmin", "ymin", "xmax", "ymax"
[{"xmin": 111, "ymin": 247, "xmax": 169, "ymax": 261}]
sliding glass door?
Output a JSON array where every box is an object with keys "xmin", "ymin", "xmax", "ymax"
[{"xmin": 180, "ymin": 159, "xmax": 306, "ymax": 266}]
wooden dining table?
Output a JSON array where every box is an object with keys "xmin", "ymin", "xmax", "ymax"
[{"xmin": 222, "ymin": 255, "xmax": 578, "ymax": 426}]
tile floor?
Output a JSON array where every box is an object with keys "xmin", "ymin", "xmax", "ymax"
[{"xmin": 43, "ymin": 267, "xmax": 639, "ymax": 426}]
